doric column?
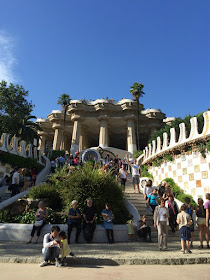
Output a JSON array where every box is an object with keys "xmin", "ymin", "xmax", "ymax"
[
  {"xmin": 99, "ymin": 118, "xmax": 108, "ymax": 148},
  {"xmin": 53, "ymin": 124, "xmax": 62, "ymax": 150},
  {"xmin": 127, "ymin": 118, "xmax": 137, "ymax": 153},
  {"xmin": 70, "ymin": 119, "xmax": 81, "ymax": 155}
]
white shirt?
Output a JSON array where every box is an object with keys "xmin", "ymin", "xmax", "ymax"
[
  {"xmin": 119, "ymin": 169, "xmax": 127, "ymax": 179},
  {"xmin": 159, "ymin": 207, "xmax": 167, "ymax": 222},
  {"xmin": 12, "ymin": 171, "xmax": 19, "ymax": 185},
  {"xmin": 131, "ymin": 164, "xmax": 140, "ymax": 176},
  {"xmin": 42, "ymin": 233, "xmax": 59, "ymax": 254},
  {"xmin": 144, "ymin": 186, "xmax": 152, "ymax": 197}
]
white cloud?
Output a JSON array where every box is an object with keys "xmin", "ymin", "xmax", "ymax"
[{"xmin": 0, "ymin": 31, "xmax": 17, "ymax": 83}]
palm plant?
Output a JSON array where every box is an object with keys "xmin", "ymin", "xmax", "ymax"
[
  {"xmin": 18, "ymin": 115, "xmax": 42, "ymax": 143},
  {"xmin": 130, "ymin": 82, "xmax": 145, "ymax": 150},
  {"xmin": 57, "ymin": 93, "xmax": 71, "ymax": 150}
]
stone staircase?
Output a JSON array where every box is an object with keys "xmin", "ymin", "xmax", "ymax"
[{"xmin": 124, "ymin": 175, "xmax": 199, "ymax": 242}]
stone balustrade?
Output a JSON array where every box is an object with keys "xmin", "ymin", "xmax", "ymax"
[
  {"xmin": 139, "ymin": 110, "xmax": 210, "ymax": 164},
  {"xmin": 0, "ymin": 133, "xmax": 43, "ymax": 165}
]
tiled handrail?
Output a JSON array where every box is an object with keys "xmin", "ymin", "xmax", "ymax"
[
  {"xmin": 138, "ymin": 110, "xmax": 210, "ymax": 164},
  {"xmin": 0, "ymin": 134, "xmax": 43, "ymax": 164}
]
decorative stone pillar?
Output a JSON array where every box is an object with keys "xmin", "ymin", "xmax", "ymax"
[
  {"xmin": 70, "ymin": 119, "xmax": 81, "ymax": 156},
  {"xmin": 53, "ymin": 124, "xmax": 62, "ymax": 150},
  {"xmin": 40, "ymin": 134, "xmax": 47, "ymax": 154},
  {"xmin": 99, "ymin": 119, "xmax": 108, "ymax": 148},
  {"xmin": 127, "ymin": 119, "xmax": 137, "ymax": 153}
]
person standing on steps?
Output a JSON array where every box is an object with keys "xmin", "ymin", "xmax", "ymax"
[
  {"xmin": 67, "ymin": 200, "xmax": 82, "ymax": 244},
  {"xmin": 154, "ymin": 198, "xmax": 169, "ymax": 251},
  {"xmin": 127, "ymin": 159, "xmax": 141, "ymax": 193},
  {"xmin": 196, "ymin": 198, "xmax": 209, "ymax": 248},
  {"xmin": 147, "ymin": 187, "xmax": 159, "ymax": 214}
]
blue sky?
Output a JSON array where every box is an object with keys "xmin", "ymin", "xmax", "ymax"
[{"xmin": 0, "ymin": 0, "xmax": 210, "ymax": 119}]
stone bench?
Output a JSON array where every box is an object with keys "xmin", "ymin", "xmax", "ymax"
[{"xmin": 0, "ymin": 223, "xmax": 128, "ymax": 243}]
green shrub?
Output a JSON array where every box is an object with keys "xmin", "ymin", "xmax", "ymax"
[
  {"xmin": 133, "ymin": 150, "xmax": 143, "ymax": 159},
  {"xmin": 0, "ymin": 151, "xmax": 44, "ymax": 173},
  {"xmin": 141, "ymin": 165, "xmax": 153, "ymax": 178},
  {"xmin": 163, "ymin": 154, "xmax": 173, "ymax": 162},
  {"xmin": 207, "ymin": 141, "xmax": 210, "ymax": 152},
  {"xmin": 164, "ymin": 178, "xmax": 197, "ymax": 208},
  {"xmin": 27, "ymin": 163, "xmax": 129, "ymax": 224},
  {"xmin": 28, "ymin": 183, "xmax": 62, "ymax": 210}
]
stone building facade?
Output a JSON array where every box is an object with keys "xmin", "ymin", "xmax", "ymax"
[{"xmin": 36, "ymin": 98, "xmax": 170, "ymax": 155}]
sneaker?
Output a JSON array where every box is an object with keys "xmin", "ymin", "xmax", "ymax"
[
  {"xmin": 187, "ymin": 250, "xmax": 192, "ymax": 254},
  {"xmin": 55, "ymin": 261, "xmax": 60, "ymax": 267},
  {"xmin": 33, "ymin": 241, "xmax": 38, "ymax": 244},
  {"xmin": 180, "ymin": 250, "xmax": 185, "ymax": 254},
  {"xmin": 40, "ymin": 261, "xmax": 48, "ymax": 267},
  {"xmin": 198, "ymin": 245, "xmax": 203, "ymax": 249},
  {"xmin": 26, "ymin": 241, "xmax": 32, "ymax": 244}
]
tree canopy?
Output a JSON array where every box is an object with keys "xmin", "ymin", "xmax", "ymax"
[
  {"xmin": 130, "ymin": 82, "xmax": 145, "ymax": 101},
  {"xmin": 0, "ymin": 80, "xmax": 40, "ymax": 142}
]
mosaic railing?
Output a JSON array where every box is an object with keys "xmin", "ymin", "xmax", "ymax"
[
  {"xmin": 0, "ymin": 134, "xmax": 43, "ymax": 165},
  {"xmin": 138, "ymin": 110, "xmax": 210, "ymax": 164}
]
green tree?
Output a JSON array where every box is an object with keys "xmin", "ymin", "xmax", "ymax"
[
  {"xmin": 57, "ymin": 93, "xmax": 71, "ymax": 150},
  {"xmin": 0, "ymin": 80, "xmax": 39, "ymax": 142}
]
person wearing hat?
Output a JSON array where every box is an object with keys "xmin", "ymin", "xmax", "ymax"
[{"xmin": 67, "ymin": 200, "xmax": 82, "ymax": 244}]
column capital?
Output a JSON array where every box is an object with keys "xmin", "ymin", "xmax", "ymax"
[
  {"xmin": 97, "ymin": 115, "xmax": 109, "ymax": 122},
  {"xmin": 52, "ymin": 123, "xmax": 62, "ymax": 130},
  {"xmin": 71, "ymin": 114, "xmax": 82, "ymax": 122},
  {"xmin": 124, "ymin": 114, "xmax": 136, "ymax": 121}
]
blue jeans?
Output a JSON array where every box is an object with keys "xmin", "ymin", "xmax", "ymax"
[{"xmin": 43, "ymin": 247, "xmax": 60, "ymax": 262}]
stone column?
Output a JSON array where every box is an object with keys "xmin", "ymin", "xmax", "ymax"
[
  {"xmin": 53, "ymin": 124, "xmax": 62, "ymax": 150},
  {"xmin": 127, "ymin": 119, "xmax": 137, "ymax": 153},
  {"xmin": 70, "ymin": 119, "xmax": 81, "ymax": 155},
  {"xmin": 40, "ymin": 134, "xmax": 47, "ymax": 153},
  {"xmin": 99, "ymin": 119, "xmax": 108, "ymax": 148}
]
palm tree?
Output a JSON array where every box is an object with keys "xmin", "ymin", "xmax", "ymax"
[
  {"xmin": 57, "ymin": 93, "xmax": 71, "ymax": 150},
  {"xmin": 19, "ymin": 115, "xmax": 42, "ymax": 143},
  {"xmin": 130, "ymin": 82, "xmax": 145, "ymax": 150}
]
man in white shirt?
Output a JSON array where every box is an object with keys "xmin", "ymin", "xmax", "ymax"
[
  {"xmin": 40, "ymin": 225, "xmax": 60, "ymax": 267},
  {"xmin": 11, "ymin": 167, "xmax": 20, "ymax": 197},
  {"xmin": 127, "ymin": 159, "xmax": 141, "ymax": 193}
]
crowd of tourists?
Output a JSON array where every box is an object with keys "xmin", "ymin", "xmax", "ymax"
[
  {"xmin": 29, "ymin": 188, "xmax": 210, "ymax": 267},
  {"xmin": 0, "ymin": 166, "xmax": 37, "ymax": 197}
]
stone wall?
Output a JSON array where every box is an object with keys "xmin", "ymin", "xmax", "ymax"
[{"xmin": 148, "ymin": 151, "xmax": 210, "ymax": 201}]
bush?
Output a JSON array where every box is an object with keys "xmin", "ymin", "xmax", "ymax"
[
  {"xmin": 0, "ymin": 151, "xmax": 44, "ymax": 173},
  {"xmin": 133, "ymin": 150, "xmax": 143, "ymax": 159},
  {"xmin": 56, "ymin": 163, "xmax": 129, "ymax": 224},
  {"xmin": 28, "ymin": 163, "xmax": 129, "ymax": 224},
  {"xmin": 28, "ymin": 183, "xmax": 62, "ymax": 210},
  {"xmin": 141, "ymin": 165, "xmax": 153, "ymax": 178}
]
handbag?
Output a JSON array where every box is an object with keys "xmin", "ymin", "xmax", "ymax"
[{"xmin": 34, "ymin": 219, "xmax": 43, "ymax": 227}]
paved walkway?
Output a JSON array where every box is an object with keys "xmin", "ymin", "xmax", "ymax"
[
  {"xmin": 0, "ymin": 241, "xmax": 210, "ymax": 265},
  {"xmin": 0, "ymin": 263, "xmax": 210, "ymax": 280}
]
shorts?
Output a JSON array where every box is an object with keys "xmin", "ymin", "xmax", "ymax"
[
  {"xmin": 132, "ymin": 175, "xmax": 140, "ymax": 185},
  {"xmin": 197, "ymin": 217, "xmax": 206, "ymax": 225}
]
